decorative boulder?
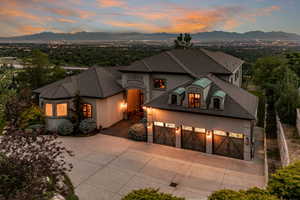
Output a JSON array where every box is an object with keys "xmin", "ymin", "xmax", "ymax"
[
  {"xmin": 79, "ymin": 119, "xmax": 97, "ymax": 134},
  {"xmin": 58, "ymin": 119, "xmax": 74, "ymax": 136},
  {"xmin": 128, "ymin": 123, "xmax": 147, "ymax": 141}
]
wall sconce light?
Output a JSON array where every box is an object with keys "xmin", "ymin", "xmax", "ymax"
[
  {"xmin": 246, "ymin": 137, "xmax": 250, "ymax": 145},
  {"xmin": 175, "ymin": 127, "xmax": 181, "ymax": 135},
  {"xmin": 143, "ymin": 106, "xmax": 147, "ymax": 110},
  {"xmin": 120, "ymin": 102, "xmax": 127, "ymax": 110},
  {"xmin": 147, "ymin": 122, "xmax": 152, "ymax": 129},
  {"xmin": 206, "ymin": 130, "xmax": 212, "ymax": 138}
]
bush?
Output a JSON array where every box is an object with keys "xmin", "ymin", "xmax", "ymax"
[
  {"xmin": 19, "ymin": 105, "xmax": 45, "ymax": 129},
  {"xmin": 268, "ymin": 161, "xmax": 300, "ymax": 200},
  {"xmin": 122, "ymin": 188, "xmax": 185, "ymax": 200},
  {"xmin": 128, "ymin": 123, "xmax": 146, "ymax": 141},
  {"xmin": 208, "ymin": 188, "xmax": 278, "ymax": 200},
  {"xmin": 58, "ymin": 119, "xmax": 74, "ymax": 136},
  {"xmin": 79, "ymin": 119, "xmax": 97, "ymax": 134}
]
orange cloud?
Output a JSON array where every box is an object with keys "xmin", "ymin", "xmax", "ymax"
[
  {"xmin": 57, "ymin": 18, "xmax": 76, "ymax": 23},
  {"xmin": 97, "ymin": 0, "xmax": 126, "ymax": 8},
  {"xmin": 19, "ymin": 25, "xmax": 46, "ymax": 35}
]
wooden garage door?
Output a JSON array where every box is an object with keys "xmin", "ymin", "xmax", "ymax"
[
  {"xmin": 213, "ymin": 130, "xmax": 244, "ymax": 159},
  {"xmin": 181, "ymin": 126, "xmax": 206, "ymax": 152},
  {"xmin": 153, "ymin": 122, "xmax": 176, "ymax": 147}
]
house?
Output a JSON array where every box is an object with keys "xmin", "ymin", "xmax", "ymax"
[{"xmin": 34, "ymin": 49, "xmax": 258, "ymax": 160}]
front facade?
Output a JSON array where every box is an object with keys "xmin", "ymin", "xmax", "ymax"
[{"xmin": 35, "ymin": 48, "xmax": 257, "ymax": 161}]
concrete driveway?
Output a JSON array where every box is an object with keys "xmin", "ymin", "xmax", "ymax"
[{"xmin": 60, "ymin": 128, "xmax": 265, "ymax": 200}]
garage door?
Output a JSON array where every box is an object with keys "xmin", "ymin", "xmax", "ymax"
[
  {"xmin": 213, "ymin": 130, "xmax": 244, "ymax": 159},
  {"xmin": 153, "ymin": 122, "xmax": 176, "ymax": 147},
  {"xmin": 181, "ymin": 126, "xmax": 206, "ymax": 152}
]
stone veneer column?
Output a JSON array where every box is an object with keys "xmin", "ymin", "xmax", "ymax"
[
  {"xmin": 243, "ymin": 122, "xmax": 252, "ymax": 161},
  {"xmin": 206, "ymin": 130, "xmax": 213, "ymax": 154},
  {"xmin": 175, "ymin": 126, "xmax": 181, "ymax": 148}
]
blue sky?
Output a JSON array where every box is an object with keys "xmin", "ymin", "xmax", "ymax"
[{"xmin": 0, "ymin": 0, "xmax": 299, "ymax": 36}]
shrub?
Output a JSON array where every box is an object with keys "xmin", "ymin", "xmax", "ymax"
[
  {"xmin": 268, "ymin": 161, "xmax": 300, "ymax": 200},
  {"xmin": 122, "ymin": 188, "xmax": 185, "ymax": 200},
  {"xmin": 79, "ymin": 119, "xmax": 97, "ymax": 134},
  {"xmin": 128, "ymin": 123, "xmax": 146, "ymax": 141},
  {"xmin": 19, "ymin": 105, "xmax": 45, "ymax": 129},
  {"xmin": 208, "ymin": 188, "xmax": 278, "ymax": 200},
  {"xmin": 58, "ymin": 119, "xmax": 74, "ymax": 136}
]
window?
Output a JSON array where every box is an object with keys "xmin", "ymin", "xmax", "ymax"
[
  {"xmin": 56, "ymin": 103, "xmax": 68, "ymax": 117},
  {"xmin": 213, "ymin": 98, "xmax": 221, "ymax": 110},
  {"xmin": 82, "ymin": 104, "xmax": 92, "ymax": 118},
  {"xmin": 182, "ymin": 125, "xmax": 193, "ymax": 131},
  {"xmin": 45, "ymin": 103, "xmax": 53, "ymax": 117},
  {"xmin": 229, "ymin": 132, "xmax": 244, "ymax": 139},
  {"xmin": 195, "ymin": 128, "xmax": 206, "ymax": 133},
  {"xmin": 214, "ymin": 130, "xmax": 227, "ymax": 136},
  {"xmin": 171, "ymin": 95, "xmax": 177, "ymax": 105},
  {"xmin": 153, "ymin": 79, "xmax": 167, "ymax": 89},
  {"xmin": 154, "ymin": 121, "xmax": 164, "ymax": 127},
  {"xmin": 188, "ymin": 93, "xmax": 201, "ymax": 108},
  {"xmin": 165, "ymin": 123, "xmax": 176, "ymax": 128}
]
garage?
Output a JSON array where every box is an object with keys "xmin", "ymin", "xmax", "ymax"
[
  {"xmin": 213, "ymin": 130, "xmax": 244, "ymax": 159},
  {"xmin": 181, "ymin": 126, "xmax": 206, "ymax": 152},
  {"xmin": 153, "ymin": 122, "xmax": 176, "ymax": 147}
]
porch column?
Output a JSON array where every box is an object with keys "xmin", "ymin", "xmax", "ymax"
[
  {"xmin": 175, "ymin": 126, "xmax": 182, "ymax": 148},
  {"xmin": 206, "ymin": 130, "xmax": 213, "ymax": 154},
  {"xmin": 147, "ymin": 122, "xmax": 153, "ymax": 143}
]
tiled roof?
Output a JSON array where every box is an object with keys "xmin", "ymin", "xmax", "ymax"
[{"xmin": 34, "ymin": 67, "xmax": 124, "ymax": 99}]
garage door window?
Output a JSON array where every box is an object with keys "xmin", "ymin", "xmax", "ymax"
[
  {"xmin": 154, "ymin": 122, "xmax": 164, "ymax": 127},
  {"xmin": 182, "ymin": 125, "xmax": 193, "ymax": 131},
  {"xmin": 214, "ymin": 130, "xmax": 227, "ymax": 136},
  {"xmin": 165, "ymin": 123, "xmax": 176, "ymax": 128},
  {"xmin": 195, "ymin": 128, "xmax": 206, "ymax": 133},
  {"xmin": 229, "ymin": 132, "xmax": 244, "ymax": 139}
]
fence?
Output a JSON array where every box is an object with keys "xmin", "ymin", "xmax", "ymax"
[{"xmin": 276, "ymin": 115, "xmax": 290, "ymax": 167}]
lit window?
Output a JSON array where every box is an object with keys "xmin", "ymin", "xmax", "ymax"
[
  {"xmin": 214, "ymin": 130, "xmax": 227, "ymax": 136},
  {"xmin": 45, "ymin": 103, "xmax": 53, "ymax": 117},
  {"xmin": 82, "ymin": 104, "xmax": 92, "ymax": 118},
  {"xmin": 213, "ymin": 98, "xmax": 221, "ymax": 110},
  {"xmin": 56, "ymin": 103, "xmax": 68, "ymax": 117},
  {"xmin": 188, "ymin": 93, "xmax": 201, "ymax": 108},
  {"xmin": 229, "ymin": 132, "xmax": 244, "ymax": 139},
  {"xmin": 153, "ymin": 79, "xmax": 167, "ymax": 89},
  {"xmin": 195, "ymin": 128, "xmax": 206, "ymax": 133},
  {"xmin": 165, "ymin": 123, "xmax": 176, "ymax": 128},
  {"xmin": 182, "ymin": 126, "xmax": 193, "ymax": 131},
  {"xmin": 154, "ymin": 122, "xmax": 164, "ymax": 127}
]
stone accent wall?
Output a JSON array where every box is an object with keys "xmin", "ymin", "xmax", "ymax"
[
  {"xmin": 276, "ymin": 115, "xmax": 290, "ymax": 167},
  {"xmin": 296, "ymin": 109, "xmax": 300, "ymax": 137}
]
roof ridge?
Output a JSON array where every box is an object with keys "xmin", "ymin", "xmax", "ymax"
[
  {"xmin": 141, "ymin": 60, "xmax": 152, "ymax": 72},
  {"xmin": 207, "ymin": 74, "xmax": 256, "ymax": 118},
  {"xmin": 201, "ymin": 49, "xmax": 232, "ymax": 74},
  {"xmin": 92, "ymin": 67, "xmax": 104, "ymax": 97},
  {"xmin": 166, "ymin": 51, "xmax": 198, "ymax": 78}
]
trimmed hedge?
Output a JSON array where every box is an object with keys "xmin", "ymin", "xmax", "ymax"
[
  {"xmin": 58, "ymin": 119, "xmax": 74, "ymax": 136},
  {"xmin": 122, "ymin": 188, "xmax": 185, "ymax": 200},
  {"xmin": 79, "ymin": 119, "xmax": 97, "ymax": 134},
  {"xmin": 128, "ymin": 123, "xmax": 147, "ymax": 141}
]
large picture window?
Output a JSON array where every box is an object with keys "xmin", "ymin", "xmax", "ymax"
[
  {"xmin": 45, "ymin": 103, "xmax": 53, "ymax": 117},
  {"xmin": 83, "ymin": 103, "xmax": 92, "ymax": 118},
  {"xmin": 153, "ymin": 79, "xmax": 167, "ymax": 89},
  {"xmin": 188, "ymin": 93, "xmax": 201, "ymax": 108},
  {"xmin": 56, "ymin": 103, "xmax": 68, "ymax": 117}
]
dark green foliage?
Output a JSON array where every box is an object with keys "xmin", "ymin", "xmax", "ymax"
[
  {"xmin": 250, "ymin": 90, "xmax": 266, "ymax": 127},
  {"xmin": 268, "ymin": 161, "xmax": 300, "ymax": 200},
  {"xmin": 71, "ymin": 92, "xmax": 84, "ymax": 134},
  {"xmin": 58, "ymin": 119, "xmax": 74, "ymax": 136},
  {"xmin": 208, "ymin": 188, "xmax": 279, "ymax": 200},
  {"xmin": 265, "ymin": 103, "xmax": 277, "ymax": 138},
  {"xmin": 79, "ymin": 119, "xmax": 97, "ymax": 134},
  {"xmin": 174, "ymin": 33, "xmax": 193, "ymax": 49},
  {"xmin": 122, "ymin": 188, "xmax": 185, "ymax": 200},
  {"xmin": 128, "ymin": 123, "xmax": 147, "ymax": 141},
  {"xmin": 19, "ymin": 105, "xmax": 45, "ymax": 129}
]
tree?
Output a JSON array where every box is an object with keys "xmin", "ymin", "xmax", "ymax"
[
  {"xmin": 70, "ymin": 92, "xmax": 84, "ymax": 134},
  {"xmin": 174, "ymin": 33, "xmax": 193, "ymax": 49},
  {"xmin": 0, "ymin": 127, "xmax": 74, "ymax": 200}
]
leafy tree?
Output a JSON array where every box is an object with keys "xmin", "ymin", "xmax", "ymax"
[
  {"xmin": 70, "ymin": 92, "xmax": 84, "ymax": 134},
  {"xmin": 0, "ymin": 127, "xmax": 74, "ymax": 200},
  {"xmin": 174, "ymin": 33, "xmax": 193, "ymax": 49},
  {"xmin": 122, "ymin": 188, "xmax": 185, "ymax": 200}
]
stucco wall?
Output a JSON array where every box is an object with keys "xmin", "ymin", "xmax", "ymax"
[
  {"xmin": 147, "ymin": 108, "xmax": 253, "ymax": 160},
  {"xmin": 96, "ymin": 93, "xmax": 124, "ymax": 128}
]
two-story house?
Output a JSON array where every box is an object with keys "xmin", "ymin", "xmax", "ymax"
[{"xmin": 35, "ymin": 49, "xmax": 258, "ymax": 160}]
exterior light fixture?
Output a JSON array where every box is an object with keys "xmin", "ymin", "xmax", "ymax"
[
  {"xmin": 147, "ymin": 122, "xmax": 152, "ymax": 129},
  {"xmin": 175, "ymin": 127, "xmax": 181, "ymax": 135},
  {"xmin": 143, "ymin": 106, "xmax": 147, "ymax": 110},
  {"xmin": 206, "ymin": 130, "xmax": 212, "ymax": 138},
  {"xmin": 120, "ymin": 102, "xmax": 127, "ymax": 110}
]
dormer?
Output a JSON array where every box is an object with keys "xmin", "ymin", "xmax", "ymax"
[
  {"xmin": 210, "ymin": 90, "xmax": 226, "ymax": 110},
  {"xmin": 183, "ymin": 78, "xmax": 212, "ymax": 109},
  {"xmin": 168, "ymin": 87, "xmax": 185, "ymax": 105}
]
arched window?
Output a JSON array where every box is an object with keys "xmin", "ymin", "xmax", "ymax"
[
  {"xmin": 82, "ymin": 104, "xmax": 92, "ymax": 118},
  {"xmin": 213, "ymin": 98, "xmax": 221, "ymax": 110}
]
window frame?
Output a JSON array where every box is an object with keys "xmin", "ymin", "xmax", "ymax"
[
  {"xmin": 56, "ymin": 103, "xmax": 68, "ymax": 117},
  {"xmin": 82, "ymin": 103, "xmax": 93, "ymax": 119},
  {"xmin": 188, "ymin": 93, "xmax": 201, "ymax": 108},
  {"xmin": 153, "ymin": 79, "xmax": 167, "ymax": 90}
]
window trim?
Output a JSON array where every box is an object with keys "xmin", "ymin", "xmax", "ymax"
[{"xmin": 153, "ymin": 79, "xmax": 167, "ymax": 90}]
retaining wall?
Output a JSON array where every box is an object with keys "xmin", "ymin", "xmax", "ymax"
[{"xmin": 276, "ymin": 115, "xmax": 290, "ymax": 167}]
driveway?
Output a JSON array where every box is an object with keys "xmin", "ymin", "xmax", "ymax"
[{"xmin": 60, "ymin": 127, "xmax": 265, "ymax": 200}]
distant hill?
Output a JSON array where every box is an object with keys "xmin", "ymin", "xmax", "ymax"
[{"xmin": 0, "ymin": 31, "xmax": 299, "ymax": 42}]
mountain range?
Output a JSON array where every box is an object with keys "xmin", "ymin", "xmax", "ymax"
[{"xmin": 1, "ymin": 31, "xmax": 300, "ymax": 42}]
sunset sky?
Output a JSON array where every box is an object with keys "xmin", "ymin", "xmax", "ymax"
[{"xmin": 0, "ymin": 0, "xmax": 299, "ymax": 37}]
